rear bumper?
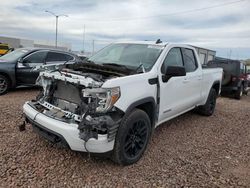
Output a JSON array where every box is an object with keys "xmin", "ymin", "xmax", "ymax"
[{"xmin": 23, "ymin": 102, "xmax": 114, "ymax": 153}]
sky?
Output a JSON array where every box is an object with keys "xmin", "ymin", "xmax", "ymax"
[{"xmin": 0, "ymin": 0, "xmax": 250, "ymax": 59}]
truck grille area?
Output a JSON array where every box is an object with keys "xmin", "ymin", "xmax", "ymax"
[
  {"xmin": 52, "ymin": 81, "xmax": 82, "ymax": 107},
  {"xmin": 34, "ymin": 75, "xmax": 123, "ymax": 143},
  {"xmin": 53, "ymin": 98, "xmax": 79, "ymax": 114},
  {"xmin": 47, "ymin": 81, "xmax": 88, "ymax": 117}
]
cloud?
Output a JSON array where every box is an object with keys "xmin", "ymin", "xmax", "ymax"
[{"xmin": 0, "ymin": 0, "xmax": 250, "ymax": 59}]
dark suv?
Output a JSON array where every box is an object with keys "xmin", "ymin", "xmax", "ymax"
[
  {"xmin": 207, "ymin": 59, "xmax": 249, "ymax": 99},
  {"xmin": 0, "ymin": 48, "xmax": 80, "ymax": 95}
]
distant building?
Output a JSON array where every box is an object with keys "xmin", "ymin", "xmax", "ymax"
[
  {"xmin": 193, "ymin": 46, "xmax": 216, "ymax": 65},
  {"xmin": 0, "ymin": 36, "xmax": 71, "ymax": 51}
]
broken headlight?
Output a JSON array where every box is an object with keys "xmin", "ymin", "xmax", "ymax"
[{"xmin": 82, "ymin": 87, "xmax": 120, "ymax": 113}]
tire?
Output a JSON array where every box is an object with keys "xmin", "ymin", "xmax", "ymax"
[
  {"xmin": 245, "ymin": 90, "xmax": 248, "ymax": 96},
  {"xmin": 112, "ymin": 109, "xmax": 152, "ymax": 165},
  {"xmin": 197, "ymin": 88, "xmax": 217, "ymax": 116},
  {"xmin": 0, "ymin": 75, "xmax": 10, "ymax": 95},
  {"xmin": 234, "ymin": 84, "xmax": 243, "ymax": 100}
]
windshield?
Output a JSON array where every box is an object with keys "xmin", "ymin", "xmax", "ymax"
[
  {"xmin": 88, "ymin": 43, "xmax": 164, "ymax": 71},
  {"xmin": 0, "ymin": 49, "xmax": 30, "ymax": 61}
]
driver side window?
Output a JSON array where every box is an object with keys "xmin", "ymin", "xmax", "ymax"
[
  {"xmin": 161, "ymin": 48, "xmax": 184, "ymax": 73},
  {"xmin": 23, "ymin": 51, "xmax": 47, "ymax": 66}
]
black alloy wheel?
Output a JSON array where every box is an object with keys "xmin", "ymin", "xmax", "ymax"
[
  {"xmin": 208, "ymin": 91, "xmax": 216, "ymax": 114},
  {"xmin": 112, "ymin": 109, "xmax": 151, "ymax": 165},
  {"xmin": 197, "ymin": 88, "xmax": 217, "ymax": 116},
  {"xmin": 124, "ymin": 120, "xmax": 149, "ymax": 159}
]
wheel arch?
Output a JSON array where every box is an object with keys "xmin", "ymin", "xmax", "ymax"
[
  {"xmin": 125, "ymin": 97, "xmax": 157, "ymax": 128},
  {"xmin": 211, "ymin": 80, "xmax": 221, "ymax": 96},
  {"xmin": 0, "ymin": 72, "xmax": 13, "ymax": 88}
]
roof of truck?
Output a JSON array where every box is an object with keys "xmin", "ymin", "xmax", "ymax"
[
  {"xmin": 113, "ymin": 41, "xmax": 199, "ymax": 48},
  {"xmin": 112, "ymin": 41, "xmax": 201, "ymax": 52}
]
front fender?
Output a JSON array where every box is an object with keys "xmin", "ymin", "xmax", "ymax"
[
  {"xmin": 0, "ymin": 62, "xmax": 16, "ymax": 87},
  {"xmin": 102, "ymin": 72, "xmax": 158, "ymax": 113}
]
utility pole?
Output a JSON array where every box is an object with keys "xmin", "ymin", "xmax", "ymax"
[
  {"xmin": 45, "ymin": 10, "xmax": 68, "ymax": 48},
  {"xmin": 83, "ymin": 24, "xmax": 85, "ymax": 53},
  {"xmin": 55, "ymin": 16, "xmax": 58, "ymax": 47}
]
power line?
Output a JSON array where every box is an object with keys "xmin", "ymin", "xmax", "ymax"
[{"xmin": 78, "ymin": 0, "xmax": 246, "ymax": 22}]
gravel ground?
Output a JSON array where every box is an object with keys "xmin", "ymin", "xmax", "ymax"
[{"xmin": 0, "ymin": 88, "xmax": 250, "ymax": 187}]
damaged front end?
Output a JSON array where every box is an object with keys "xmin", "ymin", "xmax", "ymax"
[{"xmin": 27, "ymin": 63, "xmax": 128, "ymax": 147}]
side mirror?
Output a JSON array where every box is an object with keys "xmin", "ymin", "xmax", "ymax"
[
  {"xmin": 17, "ymin": 57, "xmax": 29, "ymax": 68},
  {"xmin": 162, "ymin": 66, "xmax": 186, "ymax": 82},
  {"xmin": 21, "ymin": 58, "xmax": 31, "ymax": 66},
  {"xmin": 17, "ymin": 57, "xmax": 24, "ymax": 64}
]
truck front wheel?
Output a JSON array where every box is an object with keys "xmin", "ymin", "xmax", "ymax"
[
  {"xmin": 197, "ymin": 88, "xmax": 217, "ymax": 116},
  {"xmin": 112, "ymin": 109, "xmax": 152, "ymax": 165}
]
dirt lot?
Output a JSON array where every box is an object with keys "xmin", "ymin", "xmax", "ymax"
[{"xmin": 0, "ymin": 88, "xmax": 250, "ymax": 187}]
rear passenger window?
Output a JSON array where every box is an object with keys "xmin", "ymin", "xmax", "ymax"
[
  {"xmin": 161, "ymin": 48, "xmax": 184, "ymax": 73},
  {"xmin": 46, "ymin": 52, "xmax": 74, "ymax": 63},
  {"xmin": 65, "ymin": 54, "xmax": 74, "ymax": 61},
  {"xmin": 23, "ymin": 51, "xmax": 47, "ymax": 65},
  {"xmin": 183, "ymin": 49, "xmax": 197, "ymax": 72}
]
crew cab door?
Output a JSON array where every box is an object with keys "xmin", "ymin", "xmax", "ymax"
[
  {"xmin": 181, "ymin": 48, "xmax": 202, "ymax": 107},
  {"xmin": 16, "ymin": 50, "xmax": 48, "ymax": 85},
  {"xmin": 158, "ymin": 47, "xmax": 201, "ymax": 123}
]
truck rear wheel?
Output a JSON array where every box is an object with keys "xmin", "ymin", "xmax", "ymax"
[
  {"xmin": 197, "ymin": 88, "xmax": 217, "ymax": 116},
  {"xmin": 112, "ymin": 109, "xmax": 151, "ymax": 165},
  {"xmin": 0, "ymin": 75, "xmax": 10, "ymax": 95}
]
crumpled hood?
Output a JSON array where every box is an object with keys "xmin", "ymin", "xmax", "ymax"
[
  {"xmin": 35, "ymin": 61, "xmax": 136, "ymax": 89},
  {"xmin": 67, "ymin": 62, "xmax": 134, "ymax": 77}
]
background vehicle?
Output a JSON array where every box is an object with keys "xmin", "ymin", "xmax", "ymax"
[
  {"xmin": 247, "ymin": 74, "xmax": 250, "ymax": 87},
  {"xmin": 207, "ymin": 60, "xmax": 249, "ymax": 99},
  {"xmin": 246, "ymin": 63, "xmax": 250, "ymax": 87},
  {"xmin": 0, "ymin": 48, "xmax": 80, "ymax": 95},
  {"xmin": 0, "ymin": 43, "xmax": 13, "ymax": 56},
  {"xmin": 23, "ymin": 42, "xmax": 222, "ymax": 165}
]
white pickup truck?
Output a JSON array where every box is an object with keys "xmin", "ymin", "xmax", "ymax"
[{"xmin": 23, "ymin": 41, "xmax": 222, "ymax": 165}]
